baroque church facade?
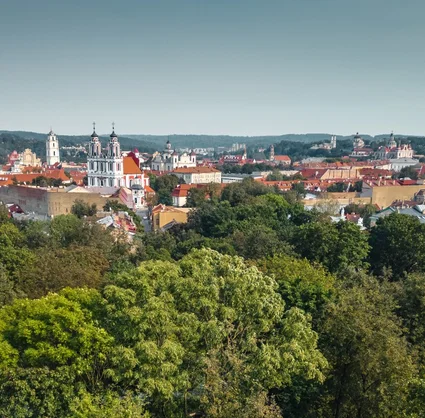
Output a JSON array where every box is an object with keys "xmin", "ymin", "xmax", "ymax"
[
  {"xmin": 375, "ymin": 132, "xmax": 413, "ymax": 160},
  {"xmin": 87, "ymin": 124, "xmax": 150, "ymax": 208},
  {"xmin": 151, "ymin": 140, "xmax": 196, "ymax": 171}
]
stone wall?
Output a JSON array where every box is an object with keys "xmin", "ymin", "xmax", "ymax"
[{"xmin": 0, "ymin": 186, "xmax": 109, "ymax": 217}]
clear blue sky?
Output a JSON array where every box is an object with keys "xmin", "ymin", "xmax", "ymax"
[{"xmin": 1, "ymin": 0, "xmax": 425, "ymax": 136}]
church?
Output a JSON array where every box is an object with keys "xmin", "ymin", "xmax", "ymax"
[
  {"xmin": 87, "ymin": 124, "xmax": 150, "ymax": 208},
  {"xmin": 375, "ymin": 132, "xmax": 413, "ymax": 160},
  {"xmin": 151, "ymin": 139, "xmax": 196, "ymax": 171}
]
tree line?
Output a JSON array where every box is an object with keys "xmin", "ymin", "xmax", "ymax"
[{"xmin": 1, "ymin": 180, "xmax": 425, "ymax": 416}]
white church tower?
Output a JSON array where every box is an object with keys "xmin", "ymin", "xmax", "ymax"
[
  {"xmin": 87, "ymin": 123, "xmax": 123, "ymax": 188},
  {"xmin": 46, "ymin": 129, "xmax": 60, "ymax": 165}
]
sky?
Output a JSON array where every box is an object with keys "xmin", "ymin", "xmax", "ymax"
[{"xmin": 1, "ymin": 0, "xmax": 425, "ymax": 136}]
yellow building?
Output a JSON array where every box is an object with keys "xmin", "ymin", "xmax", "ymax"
[
  {"xmin": 362, "ymin": 180, "xmax": 425, "ymax": 209},
  {"xmin": 151, "ymin": 204, "xmax": 191, "ymax": 231}
]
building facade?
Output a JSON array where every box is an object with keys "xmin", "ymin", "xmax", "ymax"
[
  {"xmin": 87, "ymin": 124, "xmax": 150, "ymax": 208},
  {"xmin": 375, "ymin": 133, "xmax": 414, "ymax": 160},
  {"xmin": 172, "ymin": 167, "xmax": 222, "ymax": 184},
  {"xmin": 21, "ymin": 149, "xmax": 41, "ymax": 167},
  {"xmin": 87, "ymin": 126, "xmax": 123, "ymax": 188},
  {"xmin": 151, "ymin": 140, "xmax": 197, "ymax": 171}
]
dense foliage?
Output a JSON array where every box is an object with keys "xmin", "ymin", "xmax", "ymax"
[{"xmin": 1, "ymin": 179, "xmax": 425, "ymax": 416}]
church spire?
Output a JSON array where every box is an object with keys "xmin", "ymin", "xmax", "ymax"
[
  {"xmin": 110, "ymin": 122, "xmax": 117, "ymax": 138},
  {"xmin": 91, "ymin": 121, "xmax": 98, "ymax": 138}
]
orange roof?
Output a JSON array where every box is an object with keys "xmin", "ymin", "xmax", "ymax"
[
  {"xmin": 0, "ymin": 169, "xmax": 69, "ymax": 186},
  {"xmin": 145, "ymin": 185, "xmax": 155, "ymax": 193},
  {"xmin": 274, "ymin": 155, "xmax": 291, "ymax": 161},
  {"xmin": 172, "ymin": 188, "xmax": 189, "ymax": 197},
  {"xmin": 173, "ymin": 167, "xmax": 220, "ymax": 174},
  {"xmin": 123, "ymin": 156, "xmax": 142, "ymax": 175}
]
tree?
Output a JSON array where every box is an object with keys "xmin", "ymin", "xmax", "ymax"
[
  {"xmin": 71, "ymin": 199, "xmax": 97, "ymax": 218},
  {"xmin": 0, "ymin": 223, "xmax": 34, "ymax": 280},
  {"xmin": 17, "ymin": 246, "xmax": 109, "ymax": 298},
  {"xmin": 220, "ymin": 178, "xmax": 270, "ymax": 206},
  {"xmin": 254, "ymin": 254, "xmax": 335, "ymax": 326},
  {"xmin": 291, "ymin": 182, "xmax": 306, "ymax": 198},
  {"xmin": 186, "ymin": 187, "xmax": 207, "ymax": 207},
  {"xmin": 0, "ymin": 292, "xmax": 117, "ymax": 417},
  {"xmin": 99, "ymin": 249, "xmax": 327, "ymax": 416},
  {"xmin": 231, "ymin": 224, "xmax": 291, "ymax": 259},
  {"xmin": 157, "ymin": 188, "xmax": 173, "ymax": 205},
  {"xmin": 398, "ymin": 165, "xmax": 419, "ymax": 180},
  {"xmin": 0, "ymin": 204, "xmax": 9, "ymax": 224},
  {"xmin": 369, "ymin": 213, "xmax": 425, "ymax": 278},
  {"xmin": 103, "ymin": 200, "xmax": 130, "ymax": 212},
  {"xmin": 327, "ymin": 182, "xmax": 346, "ymax": 193},
  {"xmin": 293, "ymin": 221, "xmax": 370, "ymax": 274},
  {"xmin": 318, "ymin": 277, "xmax": 415, "ymax": 417}
]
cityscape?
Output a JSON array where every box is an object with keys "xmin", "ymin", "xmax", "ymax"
[{"xmin": 2, "ymin": 0, "xmax": 425, "ymax": 417}]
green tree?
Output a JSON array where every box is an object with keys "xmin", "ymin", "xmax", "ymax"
[
  {"xmin": 100, "ymin": 249, "xmax": 327, "ymax": 416},
  {"xmin": 0, "ymin": 204, "xmax": 9, "ymax": 224},
  {"xmin": 0, "ymin": 291, "xmax": 118, "ymax": 417},
  {"xmin": 186, "ymin": 187, "xmax": 207, "ymax": 207},
  {"xmin": 398, "ymin": 165, "xmax": 419, "ymax": 180},
  {"xmin": 319, "ymin": 278, "xmax": 415, "ymax": 417},
  {"xmin": 369, "ymin": 213, "xmax": 425, "ymax": 278},
  {"xmin": 327, "ymin": 182, "xmax": 346, "ymax": 193},
  {"xmin": 254, "ymin": 254, "xmax": 335, "ymax": 325},
  {"xmin": 293, "ymin": 221, "xmax": 370, "ymax": 273},
  {"xmin": 0, "ymin": 223, "xmax": 34, "ymax": 280},
  {"xmin": 17, "ymin": 246, "xmax": 109, "ymax": 298},
  {"xmin": 157, "ymin": 188, "xmax": 173, "ymax": 205},
  {"xmin": 71, "ymin": 199, "xmax": 97, "ymax": 218}
]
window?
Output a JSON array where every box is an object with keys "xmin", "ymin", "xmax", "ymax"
[{"xmin": 53, "ymin": 151, "xmax": 55, "ymax": 156}]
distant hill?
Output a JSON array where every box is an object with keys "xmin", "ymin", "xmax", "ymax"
[
  {"xmin": 1, "ymin": 130, "xmax": 423, "ymax": 164},
  {"xmin": 0, "ymin": 130, "xmax": 158, "ymax": 164}
]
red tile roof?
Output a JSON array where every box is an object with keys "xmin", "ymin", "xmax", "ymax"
[
  {"xmin": 173, "ymin": 167, "xmax": 220, "ymax": 174},
  {"xmin": 123, "ymin": 156, "xmax": 142, "ymax": 175},
  {"xmin": 274, "ymin": 155, "xmax": 291, "ymax": 162}
]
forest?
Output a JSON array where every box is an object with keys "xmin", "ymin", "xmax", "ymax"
[{"xmin": 1, "ymin": 179, "xmax": 425, "ymax": 417}]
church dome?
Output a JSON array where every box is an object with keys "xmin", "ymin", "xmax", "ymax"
[
  {"xmin": 110, "ymin": 130, "xmax": 118, "ymax": 138},
  {"xmin": 91, "ymin": 131, "xmax": 98, "ymax": 138}
]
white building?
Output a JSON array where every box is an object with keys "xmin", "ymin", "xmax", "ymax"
[
  {"xmin": 390, "ymin": 158, "xmax": 419, "ymax": 172},
  {"xmin": 151, "ymin": 139, "xmax": 197, "ymax": 171},
  {"xmin": 375, "ymin": 133, "xmax": 414, "ymax": 160},
  {"xmin": 172, "ymin": 167, "xmax": 222, "ymax": 184},
  {"xmin": 352, "ymin": 132, "xmax": 365, "ymax": 149},
  {"xmin": 46, "ymin": 130, "xmax": 61, "ymax": 166},
  {"xmin": 87, "ymin": 124, "xmax": 150, "ymax": 208},
  {"xmin": 310, "ymin": 135, "xmax": 336, "ymax": 150},
  {"xmin": 87, "ymin": 125, "xmax": 123, "ymax": 188}
]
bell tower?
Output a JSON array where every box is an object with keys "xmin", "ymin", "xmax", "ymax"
[{"xmin": 46, "ymin": 129, "xmax": 60, "ymax": 165}]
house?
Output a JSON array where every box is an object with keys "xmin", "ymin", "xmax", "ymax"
[
  {"xmin": 151, "ymin": 204, "xmax": 191, "ymax": 231},
  {"xmin": 272, "ymin": 155, "xmax": 292, "ymax": 166},
  {"xmin": 369, "ymin": 205, "xmax": 425, "ymax": 227},
  {"xmin": 172, "ymin": 167, "xmax": 222, "ymax": 184}
]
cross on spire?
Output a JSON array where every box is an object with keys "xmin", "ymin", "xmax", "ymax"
[
  {"xmin": 112, "ymin": 122, "xmax": 115, "ymax": 131},
  {"xmin": 93, "ymin": 121, "xmax": 96, "ymax": 131}
]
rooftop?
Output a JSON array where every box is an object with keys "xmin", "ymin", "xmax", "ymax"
[{"xmin": 173, "ymin": 167, "xmax": 220, "ymax": 174}]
